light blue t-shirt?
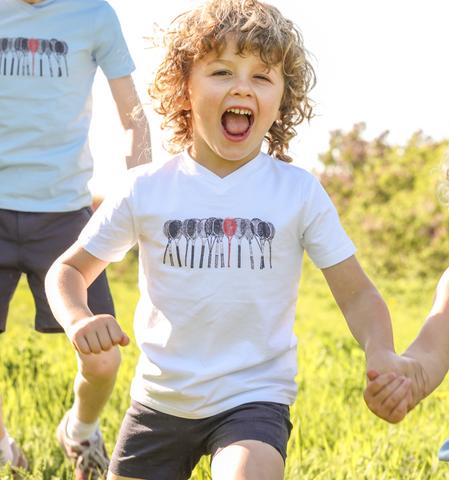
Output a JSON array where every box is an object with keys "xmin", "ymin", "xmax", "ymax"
[{"xmin": 0, "ymin": 0, "xmax": 135, "ymax": 212}]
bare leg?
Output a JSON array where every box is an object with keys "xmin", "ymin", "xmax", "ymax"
[
  {"xmin": 107, "ymin": 473, "xmax": 145, "ymax": 480},
  {"xmin": 211, "ymin": 440, "xmax": 284, "ymax": 480},
  {"xmin": 0, "ymin": 392, "xmax": 5, "ymax": 441},
  {"xmin": 0, "ymin": 392, "xmax": 18, "ymax": 467},
  {"xmin": 73, "ymin": 346, "xmax": 121, "ymax": 423},
  {"xmin": 56, "ymin": 347, "xmax": 121, "ymax": 479}
]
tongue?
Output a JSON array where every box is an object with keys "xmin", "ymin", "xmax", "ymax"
[{"xmin": 222, "ymin": 112, "xmax": 250, "ymax": 135}]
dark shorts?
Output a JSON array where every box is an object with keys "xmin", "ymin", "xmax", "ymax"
[
  {"xmin": 0, "ymin": 207, "xmax": 115, "ymax": 333},
  {"xmin": 109, "ymin": 399, "xmax": 292, "ymax": 480}
]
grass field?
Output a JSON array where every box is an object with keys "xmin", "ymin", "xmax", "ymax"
[{"xmin": 2, "ymin": 255, "xmax": 449, "ymax": 479}]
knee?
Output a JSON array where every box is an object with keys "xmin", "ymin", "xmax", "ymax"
[{"xmin": 78, "ymin": 347, "xmax": 121, "ymax": 385}]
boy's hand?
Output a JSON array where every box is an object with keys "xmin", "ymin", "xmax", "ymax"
[
  {"xmin": 66, "ymin": 314, "xmax": 130, "ymax": 355},
  {"xmin": 363, "ymin": 370, "xmax": 412, "ymax": 423}
]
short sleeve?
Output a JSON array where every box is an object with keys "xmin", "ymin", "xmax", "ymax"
[
  {"xmin": 91, "ymin": 3, "xmax": 135, "ymax": 79},
  {"xmin": 78, "ymin": 176, "xmax": 138, "ymax": 262},
  {"xmin": 300, "ymin": 176, "xmax": 357, "ymax": 269}
]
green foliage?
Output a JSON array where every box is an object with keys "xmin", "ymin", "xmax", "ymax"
[{"xmin": 317, "ymin": 123, "xmax": 449, "ymax": 279}]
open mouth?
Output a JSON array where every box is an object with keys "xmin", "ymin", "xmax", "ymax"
[{"xmin": 221, "ymin": 108, "xmax": 254, "ymax": 138}]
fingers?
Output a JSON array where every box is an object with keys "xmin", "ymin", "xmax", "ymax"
[
  {"xmin": 366, "ymin": 369, "xmax": 380, "ymax": 382},
  {"xmin": 69, "ymin": 315, "xmax": 129, "ymax": 355},
  {"xmin": 364, "ymin": 373, "xmax": 412, "ymax": 424},
  {"xmin": 119, "ymin": 332, "xmax": 130, "ymax": 347}
]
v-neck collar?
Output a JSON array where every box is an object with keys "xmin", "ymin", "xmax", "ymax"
[
  {"xmin": 8, "ymin": 0, "xmax": 57, "ymax": 13},
  {"xmin": 180, "ymin": 150, "xmax": 264, "ymax": 188}
]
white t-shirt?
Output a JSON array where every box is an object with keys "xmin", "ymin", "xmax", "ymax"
[
  {"xmin": 79, "ymin": 151, "xmax": 357, "ymax": 418},
  {"xmin": 0, "ymin": 0, "xmax": 134, "ymax": 212}
]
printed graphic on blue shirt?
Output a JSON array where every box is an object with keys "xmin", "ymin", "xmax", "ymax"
[
  {"xmin": 0, "ymin": 37, "xmax": 68, "ymax": 77},
  {"xmin": 163, "ymin": 218, "xmax": 276, "ymax": 270}
]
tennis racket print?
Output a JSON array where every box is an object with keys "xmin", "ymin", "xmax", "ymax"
[
  {"xmin": 234, "ymin": 218, "xmax": 246, "ymax": 269},
  {"xmin": 223, "ymin": 217, "xmax": 237, "ymax": 268},
  {"xmin": 0, "ymin": 38, "xmax": 10, "ymax": 75},
  {"xmin": 44, "ymin": 40, "xmax": 54, "ymax": 77},
  {"xmin": 20, "ymin": 38, "xmax": 30, "ymax": 75},
  {"xmin": 213, "ymin": 218, "xmax": 225, "ymax": 268},
  {"xmin": 61, "ymin": 41, "xmax": 69, "ymax": 76},
  {"xmin": 50, "ymin": 38, "xmax": 63, "ymax": 77},
  {"xmin": 198, "ymin": 219, "xmax": 208, "ymax": 269},
  {"xmin": 163, "ymin": 220, "xmax": 174, "ymax": 266},
  {"xmin": 182, "ymin": 218, "xmax": 200, "ymax": 268},
  {"xmin": 244, "ymin": 219, "xmax": 256, "ymax": 270},
  {"xmin": 28, "ymin": 38, "xmax": 39, "ymax": 76},
  {"xmin": 205, "ymin": 217, "xmax": 217, "ymax": 268},
  {"xmin": 162, "ymin": 217, "xmax": 275, "ymax": 269}
]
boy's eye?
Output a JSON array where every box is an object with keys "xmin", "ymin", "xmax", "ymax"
[
  {"xmin": 255, "ymin": 75, "xmax": 271, "ymax": 82},
  {"xmin": 213, "ymin": 70, "xmax": 230, "ymax": 76}
]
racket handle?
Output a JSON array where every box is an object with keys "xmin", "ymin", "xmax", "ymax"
[
  {"xmin": 190, "ymin": 245, "xmax": 195, "ymax": 268},
  {"xmin": 200, "ymin": 245, "xmax": 205, "ymax": 268},
  {"xmin": 176, "ymin": 246, "xmax": 181, "ymax": 267}
]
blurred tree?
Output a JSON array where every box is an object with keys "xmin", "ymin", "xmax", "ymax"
[{"xmin": 316, "ymin": 123, "xmax": 449, "ymax": 279}]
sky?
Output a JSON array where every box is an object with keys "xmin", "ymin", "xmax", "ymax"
[{"xmin": 88, "ymin": 0, "xmax": 449, "ymax": 197}]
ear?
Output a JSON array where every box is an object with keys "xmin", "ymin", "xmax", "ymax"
[{"xmin": 182, "ymin": 93, "xmax": 192, "ymax": 111}]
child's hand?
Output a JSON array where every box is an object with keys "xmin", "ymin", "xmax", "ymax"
[
  {"xmin": 65, "ymin": 314, "xmax": 130, "ymax": 355},
  {"xmin": 363, "ymin": 370, "xmax": 412, "ymax": 423},
  {"xmin": 366, "ymin": 350, "xmax": 429, "ymax": 415}
]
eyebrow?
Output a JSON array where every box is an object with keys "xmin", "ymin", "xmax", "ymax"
[
  {"xmin": 206, "ymin": 58, "xmax": 233, "ymax": 66},
  {"xmin": 206, "ymin": 58, "xmax": 279, "ymax": 76}
]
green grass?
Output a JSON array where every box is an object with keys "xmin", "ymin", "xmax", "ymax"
[{"xmin": 2, "ymin": 255, "xmax": 449, "ymax": 479}]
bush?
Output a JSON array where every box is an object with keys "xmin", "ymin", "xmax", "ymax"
[{"xmin": 316, "ymin": 123, "xmax": 449, "ymax": 279}]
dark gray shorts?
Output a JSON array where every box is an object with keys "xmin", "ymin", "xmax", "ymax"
[
  {"xmin": 109, "ymin": 399, "xmax": 292, "ymax": 480},
  {"xmin": 0, "ymin": 207, "xmax": 115, "ymax": 334}
]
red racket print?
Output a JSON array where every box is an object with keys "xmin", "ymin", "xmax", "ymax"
[
  {"xmin": 28, "ymin": 38, "xmax": 39, "ymax": 76},
  {"xmin": 223, "ymin": 218, "xmax": 237, "ymax": 268}
]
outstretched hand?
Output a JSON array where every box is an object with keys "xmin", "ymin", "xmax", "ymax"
[{"xmin": 66, "ymin": 314, "xmax": 130, "ymax": 355}]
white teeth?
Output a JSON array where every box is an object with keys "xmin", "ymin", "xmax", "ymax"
[{"xmin": 226, "ymin": 109, "xmax": 252, "ymax": 116}]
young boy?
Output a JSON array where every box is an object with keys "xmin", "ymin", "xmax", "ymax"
[
  {"xmin": 45, "ymin": 0, "xmax": 427, "ymax": 478},
  {"xmin": 0, "ymin": 0, "xmax": 150, "ymax": 477}
]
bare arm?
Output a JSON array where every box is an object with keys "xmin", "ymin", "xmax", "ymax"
[
  {"xmin": 45, "ymin": 243, "xmax": 129, "ymax": 354},
  {"xmin": 108, "ymin": 75, "xmax": 151, "ymax": 168},
  {"xmin": 322, "ymin": 255, "xmax": 428, "ymax": 423},
  {"xmin": 322, "ymin": 255, "xmax": 394, "ymax": 358},
  {"xmin": 401, "ymin": 267, "xmax": 449, "ymax": 394}
]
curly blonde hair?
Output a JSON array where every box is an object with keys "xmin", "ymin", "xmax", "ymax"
[{"xmin": 148, "ymin": 0, "xmax": 316, "ymax": 163}]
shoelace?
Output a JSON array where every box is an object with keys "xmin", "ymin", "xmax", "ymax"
[{"xmin": 75, "ymin": 441, "xmax": 109, "ymax": 474}]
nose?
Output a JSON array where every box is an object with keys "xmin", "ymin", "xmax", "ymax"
[{"xmin": 230, "ymin": 76, "xmax": 253, "ymax": 98}]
